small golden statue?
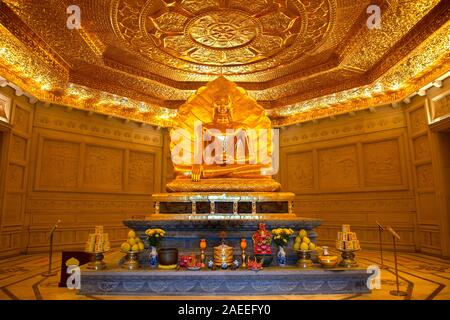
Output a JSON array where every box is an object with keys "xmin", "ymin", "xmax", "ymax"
[{"xmin": 168, "ymin": 76, "xmax": 280, "ymax": 192}]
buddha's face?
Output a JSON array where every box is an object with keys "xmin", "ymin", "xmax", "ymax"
[{"xmin": 214, "ymin": 95, "xmax": 231, "ymax": 115}]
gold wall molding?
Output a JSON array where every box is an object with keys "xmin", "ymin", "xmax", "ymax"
[
  {"xmin": 26, "ymin": 198, "xmax": 153, "ymax": 213},
  {"xmin": 34, "ymin": 104, "xmax": 162, "ymax": 147},
  {"xmin": 280, "ymin": 106, "xmax": 406, "ymax": 147},
  {"xmin": 293, "ymin": 195, "xmax": 416, "ymax": 213}
]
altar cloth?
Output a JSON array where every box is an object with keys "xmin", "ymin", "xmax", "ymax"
[{"xmin": 78, "ymin": 266, "xmax": 373, "ymax": 296}]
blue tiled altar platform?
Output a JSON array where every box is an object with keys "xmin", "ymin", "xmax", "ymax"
[
  {"xmin": 124, "ymin": 216, "xmax": 322, "ymax": 266},
  {"xmin": 79, "ymin": 266, "xmax": 373, "ymax": 296}
]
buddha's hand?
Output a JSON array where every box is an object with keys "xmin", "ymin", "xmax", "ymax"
[{"xmin": 191, "ymin": 164, "xmax": 202, "ymax": 182}]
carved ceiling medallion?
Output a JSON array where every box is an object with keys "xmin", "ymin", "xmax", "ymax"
[
  {"xmin": 188, "ymin": 11, "xmax": 259, "ymax": 49},
  {"xmin": 111, "ymin": 0, "xmax": 334, "ymax": 72}
]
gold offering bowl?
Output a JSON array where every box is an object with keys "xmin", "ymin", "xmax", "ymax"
[
  {"xmin": 86, "ymin": 250, "xmax": 109, "ymax": 270},
  {"xmin": 318, "ymin": 255, "xmax": 339, "ymax": 268},
  {"xmin": 296, "ymin": 250, "xmax": 313, "ymax": 268},
  {"xmin": 121, "ymin": 250, "xmax": 141, "ymax": 270}
]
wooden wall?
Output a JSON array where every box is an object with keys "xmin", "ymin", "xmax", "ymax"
[
  {"xmin": 0, "ymin": 85, "xmax": 164, "ymax": 258},
  {"xmin": 279, "ymin": 106, "xmax": 417, "ymax": 252},
  {"xmin": 279, "ymin": 77, "xmax": 450, "ymax": 257},
  {"xmin": 25, "ymin": 104, "xmax": 163, "ymax": 253}
]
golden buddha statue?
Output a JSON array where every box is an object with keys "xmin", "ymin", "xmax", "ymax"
[{"xmin": 167, "ymin": 76, "xmax": 280, "ymax": 192}]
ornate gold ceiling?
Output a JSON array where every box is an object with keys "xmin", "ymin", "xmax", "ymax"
[
  {"xmin": 0, "ymin": 0, "xmax": 449, "ymax": 126},
  {"xmin": 110, "ymin": 0, "xmax": 333, "ymax": 72}
]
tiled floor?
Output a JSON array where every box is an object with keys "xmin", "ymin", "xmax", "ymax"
[{"xmin": 1, "ymin": 250, "xmax": 450, "ymax": 300}]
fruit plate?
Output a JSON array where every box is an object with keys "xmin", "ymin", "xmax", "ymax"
[{"xmin": 187, "ymin": 266, "xmax": 201, "ymax": 271}]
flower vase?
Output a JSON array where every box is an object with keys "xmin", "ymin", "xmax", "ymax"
[
  {"xmin": 149, "ymin": 246, "xmax": 158, "ymax": 267},
  {"xmin": 277, "ymin": 246, "xmax": 286, "ymax": 266}
]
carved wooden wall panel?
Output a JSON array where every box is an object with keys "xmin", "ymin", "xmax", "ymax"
[
  {"xmin": 286, "ymin": 152, "xmax": 314, "ymax": 192},
  {"xmin": 2, "ymin": 193, "xmax": 22, "ymax": 225},
  {"xmin": 413, "ymin": 135, "xmax": 431, "ymax": 162},
  {"xmin": 318, "ymin": 145, "xmax": 359, "ymax": 190},
  {"xmin": 10, "ymin": 135, "xmax": 27, "ymax": 161},
  {"xmin": 84, "ymin": 145, "xmax": 124, "ymax": 190},
  {"xmin": 405, "ymin": 101, "xmax": 442, "ymax": 256},
  {"xmin": 409, "ymin": 107, "xmax": 428, "ymax": 135},
  {"xmin": 12, "ymin": 106, "xmax": 30, "ymax": 135},
  {"xmin": 423, "ymin": 79, "xmax": 450, "ymax": 257},
  {"xmin": 416, "ymin": 164, "xmax": 434, "ymax": 189},
  {"xmin": 38, "ymin": 140, "xmax": 80, "ymax": 189},
  {"xmin": 362, "ymin": 139, "xmax": 403, "ymax": 187},
  {"xmin": 128, "ymin": 151, "xmax": 155, "ymax": 193},
  {"xmin": 6, "ymin": 164, "xmax": 24, "ymax": 191},
  {"xmin": 0, "ymin": 86, "xmax": 34, "ymax": 258}
]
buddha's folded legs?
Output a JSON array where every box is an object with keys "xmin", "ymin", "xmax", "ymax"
[{"xmin": 174, "ymin": 164, "xmax": 272, "ymax": 180}]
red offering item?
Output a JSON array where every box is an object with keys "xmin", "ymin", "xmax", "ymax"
[
  {"xmin": 247, "ymin": 257, "xmax": 263, "ymax": 270},
  {"xmin": 252, "ymin": 223, "xmax": 273, "ymax": 255},
  {"xmin": 179, "ymin": 255, "xmax": 193, "ymax": 268},
  {"xmin": 186, "ymin": 255, "xmax": 202, "ymax": 269}
]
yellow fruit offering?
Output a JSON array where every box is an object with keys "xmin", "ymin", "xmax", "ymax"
[
  {"xmin": 309, "ymin": 242, "xmax": 316, "ymax": 250},
  {"xmin": 121, "ymin": 242, "xmax": 131, "ymax": 252},
  {"xmin": 128, "ymin": 237, "xmax": 136, "ymax": 246},
  {"xmin": 293, "ymin": 242, "xmax": 300, "ymax": 251},
  {"xmin": 127, "ymin": 230, "xmax": 136, "ymax": 238},
  {"xmin": 299, "ymin": 229, "xmax": 308, "ymax": 239},
  {"xmin": 300, "ymin": 242, "xmax": 309, "ymax": 251},
  {"xmin": 303, "ymin": 237, "xmax": 311, "ymax": 244},
  {"xmin": 138, "ymin": 242, "xmax": 144, "ymax": 251},
  {"xmin": 131, "ymin": 244, "xmax": 139, "ymax": 252}
]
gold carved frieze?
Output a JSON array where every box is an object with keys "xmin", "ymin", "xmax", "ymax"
[
  {"xmin": 431, "ymin": 94, "xmax": 450, "ymax": 121},
  {"xmin": 294, "ymin": 196, "xmax": 416, "ymax": 213},
  {"xmin": 34, "ymin": 108, "xmax": 163, "ymax": 147},
  {"xmin": 280, "ymin": 107, "xmax": 406, "ymax": 147},
  {"xmin": 26, "ymin": 198, "xmax": 153, "ymax": 212}
]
